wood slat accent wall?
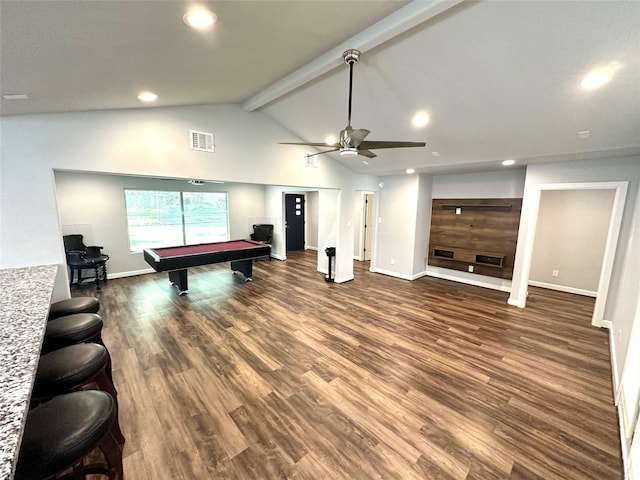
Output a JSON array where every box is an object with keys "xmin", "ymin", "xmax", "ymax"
[{"xmin": 428, "ymin": 198, "xmax": 523, "ymax": 279}]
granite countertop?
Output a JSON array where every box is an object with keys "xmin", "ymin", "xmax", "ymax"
[{"xmin": 0, "ymin": 265, "xmax": 57, "ymax": 480}]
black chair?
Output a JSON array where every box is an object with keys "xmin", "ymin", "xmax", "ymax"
[
  {"xmin": 250, "ymin": 224, "xmax": 273, "ymax": 260},
  {"xmin": 63, "ymin": 234, "xmax": 109, "ymax": 289}
]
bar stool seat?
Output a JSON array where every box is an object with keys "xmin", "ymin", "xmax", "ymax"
[
  {"xmin": 15, "ymin": 390, "xmax": 123, "ymax": 480},
  {"xmin": 31, "ymin": 343, "xmax": 125, "ymax": 445},
  {"xmin": 48, "ymin": 297, "xmax": 100, "ymax": 321},
  {"xmin": 42, "ymin": 313, "xmax": 103, "ymax": 354}
]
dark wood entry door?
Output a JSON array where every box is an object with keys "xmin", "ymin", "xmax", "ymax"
[{"xmin": 285, "ymin": 194, "xmax": 305, "ymax": 251}]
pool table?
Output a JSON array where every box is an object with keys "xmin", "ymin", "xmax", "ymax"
[{"xmin": 143, "ymin": 239, "xmax": 270, "ymax": 294}]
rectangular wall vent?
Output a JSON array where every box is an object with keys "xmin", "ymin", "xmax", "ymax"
[
  {"xmin": 305, "ymin": 153, "xmax": 318, "ymax": 167},
  {"xmin": 190, "ymin": 130, "xmax": 215, "ymax": 152}
]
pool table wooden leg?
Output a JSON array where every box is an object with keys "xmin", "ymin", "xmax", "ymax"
[
  {"xmin": 230, "ymin": 259, "xmax": 253, "ymax": 281},
  {"xmin": 168, "ymin": 269, "xmax": 188, "ymax": 294}
]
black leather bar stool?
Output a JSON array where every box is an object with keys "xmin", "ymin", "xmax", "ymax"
[
  {"xmin": 48, "ymin": 297, "xmax": 100, "ymax": 321},
  {"xmin": 31, "ymin": 343, "xmax": 125, "ymax": 445},
  {"xmin": 42, "ymin": 313, "xmax": 104, "ymax": 354},
  {"xmin": 15, "ymin": 390, "xmax": 123, "ymax": 480}
]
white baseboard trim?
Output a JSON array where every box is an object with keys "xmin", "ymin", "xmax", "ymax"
[
  {"xmin": 306, "ymin": 246, "xmax": 318, "ymax": 251},
  {"xmin": 107, "ymin": 268, "xmax": 155, "ymax": 279},
  {"xmin": 335, "ymin": 274, "xmax": 354, "ymax": 283},
  {"xmin": 271, "ymin": 253, "xmax": 286, "ymax": 261},
  {"xmin": 507, "ymin": 297, "xmax": 524, "ymax": 307},
  {"xmin": 369, "ymin": 267, "xmax": 414, "ymax": 281},
  {"xmin": 528, "ymin": 280, "xmax": 597, "ymax": 297},
  {"xmin": 425, "ymin": 267, "xmax": 512, "ymax": 293}
]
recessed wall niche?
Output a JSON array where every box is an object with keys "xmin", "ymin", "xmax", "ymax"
[{"xmin": 428, "ymin": 198, "xmax": 522, "ymax": 279}]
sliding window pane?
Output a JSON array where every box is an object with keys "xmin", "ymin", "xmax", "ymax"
[
  {"xmin": 183, "ymin": 192, "xmax": 229, "ymax": 244},
  {"xmin": 125, "ymin": 190, "xmax": 183, "ymax": 252}
]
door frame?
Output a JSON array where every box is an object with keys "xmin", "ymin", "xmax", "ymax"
[
  {"xmin": 357, "ymin": 191, "xmax": 375, "ymax": 261},
  {"xmin": 509, "ymin": 181, "xmax": 628, "ymax": 327}
]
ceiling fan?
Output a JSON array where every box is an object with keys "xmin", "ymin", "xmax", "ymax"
[{"xmin": 280, "ymin": 49, "xmax": 426, "ymax": 159}]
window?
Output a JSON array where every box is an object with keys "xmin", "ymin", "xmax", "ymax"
[{"xmin": 124, "ymin": 189, "xmax": 229, "ymax": 252}]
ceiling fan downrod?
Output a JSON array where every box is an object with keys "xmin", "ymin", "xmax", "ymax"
[{"xmin": 343, "ymin": 49, "xmax": 360, "ymax": 129}]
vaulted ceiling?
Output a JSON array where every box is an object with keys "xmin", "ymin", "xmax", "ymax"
[{"xmin": 2, "ymin": 1, "xmax": 639, "ymax": 176}]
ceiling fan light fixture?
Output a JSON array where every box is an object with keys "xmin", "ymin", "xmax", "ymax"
[
  {"xmin": 325, "ymin": 135, "xmax": 337, "ymax": 145},
  {"xmin": 340, "ymin": 148, "xmax": 358, "ymax": 157}
]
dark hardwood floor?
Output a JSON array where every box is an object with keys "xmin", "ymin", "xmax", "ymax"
[{"xmin": 80, "ymin": 250, "xmax": 622, "ymax": 479}]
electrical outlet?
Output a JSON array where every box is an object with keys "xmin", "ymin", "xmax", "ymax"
[
  {"xmin": 552, "ymin": 269, "xmax": 559, "ymax": 277},
  {"xmin": 390, "ymin": 258, "xmax": 395, "ymax": 265},
  {"xmin": 468, "ymin": 265, "xmax": 474, "ymax": 273}
]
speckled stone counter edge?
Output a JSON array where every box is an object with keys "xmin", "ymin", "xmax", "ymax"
[{"xmin": 0, "ymin": 265, "xmax": 57, "ymax": 480}]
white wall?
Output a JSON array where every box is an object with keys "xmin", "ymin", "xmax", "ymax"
[
  {"xmin": 54, "ymin": 172, "xmax": 267, "ymax": 276},
  {"xmin": 0, "ymin": 104, "xmax": 378, "ymax": 300},
  {"xmin": 306, "ymin": 191, "xmax": 319, "ymax": 250},
  {"xmin": 412, "ymin": 174, "xmax": 433, "ymax": 276},
  {"xmin": 530, "ymin": 189, "xmax": 614, "ymax": 295},
  {"xmin": 432, "ymin": 169, "xmax": 526, "ymax": 198},
  {"xmin": 372, "ymin": 174, "xmax": 420, "ymax": 279}
]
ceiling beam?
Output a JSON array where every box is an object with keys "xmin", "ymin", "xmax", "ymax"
[{"xmin": 241, "ymin": 0, "xmax": 464, "ymax": 112}]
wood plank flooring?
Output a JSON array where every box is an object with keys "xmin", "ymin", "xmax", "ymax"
[{"xmin": 82, "ymin": 250, "xmax": 622, "ymax": 479}]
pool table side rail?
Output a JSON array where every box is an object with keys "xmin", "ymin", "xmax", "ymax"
[{"xmin": 143, "ymin": 241, "xmax": 271, "ymax": 272}]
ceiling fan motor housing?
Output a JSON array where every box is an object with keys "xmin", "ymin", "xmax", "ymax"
[{"xmin": 343, "ymin": 49, "xmax": 360, "ymax": 65}]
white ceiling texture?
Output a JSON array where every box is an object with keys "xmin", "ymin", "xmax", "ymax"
[{"xmin": 2, "ymin": 1, "xmax": 639, "ymax": 176}]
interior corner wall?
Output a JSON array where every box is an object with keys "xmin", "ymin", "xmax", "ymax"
[
  {"xmin": 306, "ymin": 191, "xmax": 319, "ymax": 250},
  {"xmin": 412, "ymin": 174, "xmax": 433, "ymax": 277},
  {"xmin": 529, "ymin": 189, "xmax": 615, "ymax": 294},
  {"xmin": 372, "ymin": 175, "xmax": 420, "ymax": 279},
  {"xmin": 509, "ymin": 155, "xmax": 640, "ymax": 388},
  {"xmin": 316, "ymin": 189, "xmax": 340, "ymax": 277}
]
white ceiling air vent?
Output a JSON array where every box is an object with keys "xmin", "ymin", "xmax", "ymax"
[
  {"xmin": 304, "ymin": 153, "xmax": 318, "ymax": 168},
  {"xmin": 190, "ymin": 130, "xmax": 215, "ymax": 152}
]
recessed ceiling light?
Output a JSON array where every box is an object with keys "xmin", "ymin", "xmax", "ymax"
[
  {"xmin": 2, "ymin": 93, "xmax": 28, "ymax": 100},
  {"xmin": 325, "ymin": 135, "xmax": 337, "ymax": 145},
  {"xmin": 431, "ymin": 151, "xmax": 440, "ymax": 157},
  {"xmin": 183, "ymin": 9, "xmax": 217, "ymax": 30},
  {"xmin": 412, "ymin": 111, "xmax": 429, "ymax": 128},
  {"xmin": 137, "ymin": 92, "xmax": 158, "ymax": 102},
  {"xmin": 581, "ymin": 70, "xmax": 611, "ymax": 90},
  {"xmin": 580, "ymin": 63, "xmax": 621, "ymax": 90},
  {"xmin": 406, "ymin": 168, "xmax": 416, "ymax": 174},
  {"xmin": 362, "ymin": 160, "xmax": 369, "ymax": 165},
  {"xmin": 502, "ymin": 159, "xmax": 515, "ymax": 166}
]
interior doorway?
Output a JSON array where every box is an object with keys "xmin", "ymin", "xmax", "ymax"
[
  {"xmin": 511, "ymin": 181, "xmax": 628, "ymax": 327},
  {"xmin": 285, "ymin": 193, "xmax": 305, "ymax": 251}
]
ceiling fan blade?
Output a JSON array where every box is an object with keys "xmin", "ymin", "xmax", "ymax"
[
  {"xmin": 359, "ymin": 140, "xmax": 426, "ymax": 150},
  {"xmin": 357, "ymin": 149, "xmax": 377, "ymax": 158},
  {"xmin": 347, "ymin": 128, "xmax": 370, "ymax": 148},
  {"xmin": 280, "ymin": 141, "xmax": 340, "ymax": 147},
  {"xmin": 305, "ymin": 148, "xmax": 340, "ymax": 157}
]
